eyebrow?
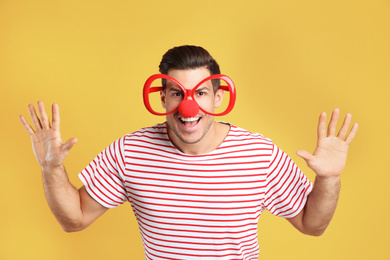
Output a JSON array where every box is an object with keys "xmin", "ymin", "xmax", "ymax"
[
  {"xmin": 167, "ymin": 86, "xmax": 183, "ymax": 92},
  {"xmin": 195, "ymin": 86, "xmax": 210, "ymax": 92},
  {"xmin": 166, "ymin": 84, "xmax": 211, "ymax": 92}
]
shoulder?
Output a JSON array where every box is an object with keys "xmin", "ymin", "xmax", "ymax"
[
  {"xmin": 228, "ymin": 124, "xmax": 273, "ymax": 145},
  {"xmin": 125, "ymin": 123, "xmax": 168, "ymax": 139},
  {"xmin": 122, "ymin": 122, "xmax": 172, "ymax": 149},
  {"xmin": 216, "ymin": 123, "xmax": 275, "ymax": 156}
]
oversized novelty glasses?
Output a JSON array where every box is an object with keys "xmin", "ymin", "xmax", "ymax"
[{"xmin": 143, "ymin": 74, "xmax": 236, "ymax": 118}]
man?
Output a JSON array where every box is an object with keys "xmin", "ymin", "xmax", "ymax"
[{"xmin": 20, "ymin": 45, "xmax": 358, "ymax": 259}]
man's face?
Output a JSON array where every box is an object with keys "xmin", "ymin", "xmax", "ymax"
[{"xmin": 161, "ymin": 67, "xmax": 223, "ymax": 145}]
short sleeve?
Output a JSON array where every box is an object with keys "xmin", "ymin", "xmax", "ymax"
[
  {"xmin": 264, "ymin": 144, "xmax": 313, "ymax": 218},
  {"xmin": 78, "ymin": 137, "xmax": 128, "ymax": 208}
]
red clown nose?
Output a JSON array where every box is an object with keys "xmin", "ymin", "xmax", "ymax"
[{"xmin": 178, "ymin": 99, "xmax": 199, "ymax": 118}]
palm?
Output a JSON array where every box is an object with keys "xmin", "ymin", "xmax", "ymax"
[
  {"xmin": 30, "ymin": 129, "xmax": 65, "ymax": 167},
  {"xmin": 297, "ymin": 109, "xmax": 358, "ymax": 178}
]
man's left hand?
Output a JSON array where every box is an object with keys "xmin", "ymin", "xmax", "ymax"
[{"xmin": 296, "ymin": 108, "xmax": 358, "ymax": 178}]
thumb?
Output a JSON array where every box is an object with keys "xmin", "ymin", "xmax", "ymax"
[
  {"xmin": 62, "ymin": 137, "xmax": 78, "ymax": 154},
  {"xmin": 296, "ymin": 150, "xmax": 313, "ymax": 162}
]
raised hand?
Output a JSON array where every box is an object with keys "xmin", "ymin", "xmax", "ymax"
[
  {"xmin": 296, "ymin": 108, "xmax": 358, "ymax": 178},
  {"xmin": 19, "ymin": 101, "xmax": 77, "ymax": 169}
]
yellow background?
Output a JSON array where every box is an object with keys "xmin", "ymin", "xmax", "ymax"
[{"xmin": 1, "ymin": 0, "xmax": 389, "ymax": 259}]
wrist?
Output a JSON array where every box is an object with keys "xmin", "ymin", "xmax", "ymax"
[
  {"xmin": 41, "ymin": 164, "xmax": 69, "ymax": 188},
  {"xmin": 314, "ymin": 175, "xmax": 341, "ymax": 187},
  {"xmin": 41, "ymin": 164, "xmax": 65, "ymax": 174},
  {"xmin": 315, "ymin": 175, "xmax": 340, "ymax": 180}
]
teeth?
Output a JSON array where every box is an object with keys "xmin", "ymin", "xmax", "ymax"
[{"xmin": 180, "ymin": 117, "xmax": 199, "ymax": 122}]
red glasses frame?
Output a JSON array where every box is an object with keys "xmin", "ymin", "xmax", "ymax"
[{"xmin": 143, "ymin": 74, "xmax": 236, "ymax": 116}]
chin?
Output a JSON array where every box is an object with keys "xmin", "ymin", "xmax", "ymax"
[
  {"xmin": 179, "ymin": 135, "xmax": 204, "ymax": 145},
  {"xmin": 167, "ymin": 121, "xmax": 210, "ymax": 145}
]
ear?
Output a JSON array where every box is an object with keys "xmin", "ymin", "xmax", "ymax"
[
  {"xmin": 214, "ymin": 89, "xmax": 224, "ymax": 108},
  {"xmin": 160, "ymin": 90, "xmax": 167, "ymax": 109}
]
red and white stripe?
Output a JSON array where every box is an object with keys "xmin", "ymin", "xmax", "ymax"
[{"xmin": 79, "ymin": 123, "xmax": 312, "ymax": 259}]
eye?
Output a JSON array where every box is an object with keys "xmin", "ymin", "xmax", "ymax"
[
  {"xmin": 172, "ymin": 91, "xmax": 184, "ymax": 97},
  {"xmin": 196, "ymin": 90, "xmax": 208, "ymax": 97}
]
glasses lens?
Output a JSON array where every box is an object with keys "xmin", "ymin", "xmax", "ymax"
[
  {"xmin": 196, "ymin": 77, "xmax": 233, "ymax": 116},
  {"xmin": 145, "ymin": 77, "xmax": 167, "ymax": 115}
]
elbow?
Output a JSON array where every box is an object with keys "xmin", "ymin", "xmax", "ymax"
[
  {"xmin": 305, "ymin": 229, "xmax": 325, "ymax": 237},
  {"xmin": 301, "ymin": 226, "xmax": 327, "ymax": 237},
  {"xmin": 60, "ymin": 221, "xmax": 88, "ymax": 233},
  {"xmin": 288, "ymin": 212, "xmax": 329, "ymax": 237},
  {"xmin": 62, "ymin": 226, "xmax": 82, "ymax": 233}
]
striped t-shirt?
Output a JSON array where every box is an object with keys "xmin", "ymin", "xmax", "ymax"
[{"xmin": 78, "ymin": 122, "xmax": 313, "ymax": 259}]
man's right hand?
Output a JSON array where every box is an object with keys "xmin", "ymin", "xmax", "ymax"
[
  {"xmin": 19, "ymin": 101, "xmax": 77, "ymax": 169},
  {"xmin": 20, "ymin": 101, "xmax": 107, "ymax": 232}
]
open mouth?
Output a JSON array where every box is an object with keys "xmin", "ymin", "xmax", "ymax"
[{"xmin": 179, "ymin": 116, "xmax": 201, "ymax": 127}]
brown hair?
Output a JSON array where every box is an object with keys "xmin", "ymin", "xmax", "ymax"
[{"xmin": 159, "ymin": 45, "xmax": 221, "ymax": 92}]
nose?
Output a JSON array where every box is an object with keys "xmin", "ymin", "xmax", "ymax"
[{"xmin": 178, "ymin": 99, "xmax": 199, "ymax": 118}]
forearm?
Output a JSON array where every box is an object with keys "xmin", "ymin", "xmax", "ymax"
[
  {"xmin": 301, "ymin": 176, "xmax": 340, "ymax": 235},
  {"xmin": 42, "ymin": 165, "xmax": 84, "ymax": 231}
]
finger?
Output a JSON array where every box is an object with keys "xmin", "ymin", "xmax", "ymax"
[
  {"xmin": 317, "ymin": 112, "xmax": 327, "ymax": 141},
  {"xmin": 52, "ymin": 103, "xmax": 60, "ymax": 131},
  {"xmin": 19, "ymin": 115, "xmax": 35, "ymax": 136},
  {"xmin": 327, "ymin": 108, "xmax": 340, "ymax": 137},
  {"xmin": 345, "ymin": 123, "xmax": 358, "ymax": 145},
  {"xmin": 37, "ymin": 101, "xmax": 51, "ymax": 129},
  {"xmin": 28, "ymin": 103, "xmax": 43, "ymax": 130},
  {"xmin": 296, "ymin": 150, "xmax": 313, "ymax": 162},
  {"xmin": 337, "ymin": 113, "xmax": 352, "ymax": 139},
  {"xmin": 62, "ymin": 137, "xmax": 78, "ymax": 154}
]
